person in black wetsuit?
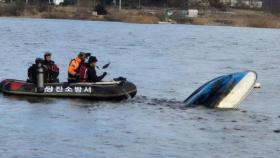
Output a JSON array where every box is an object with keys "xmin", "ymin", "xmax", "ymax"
[
  {"xmin": 87, "ymin": 56, "xmax": 107, "ymax": 82},
  {"xmin": 42, "ymin": 52, "xmax": 60, "ymax": 83},
  {"xmin": 27, "ymin": 58, "xmax": 43, "ymax": 83}
]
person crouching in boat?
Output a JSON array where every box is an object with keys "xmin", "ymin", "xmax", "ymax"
[
  {"xmin": 42, "ymin": 52, "xmax": 60, "ymax": 83},
  {"xmin": 27, "ymin": 58, "xmax": 43, "ymax": 83},
  {"xmin": 68, "ymin": 52, "xmax": 90, "ymax": 83},
  {"xmin": 78, "ymin": 60, "xmax": 89, "ymax": 82},
  {"xmin": 87, "ymin": 56, "xmax": 107, "ymax": 82}
]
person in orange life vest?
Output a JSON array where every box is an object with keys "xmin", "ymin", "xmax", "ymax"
[{"xmin": 68, "ymin": 52, "xmax": 90, "ymax": 83}]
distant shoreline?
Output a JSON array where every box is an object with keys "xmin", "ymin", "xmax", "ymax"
[{"xmin": 1, "ymin": 4, "xmax": 280, "ymax": 29}]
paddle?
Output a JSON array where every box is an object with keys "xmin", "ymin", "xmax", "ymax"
[
  {"xmin": 96, "ymin": 62, "xmax": 111, "ymax": 80},
  {"xmin": 102, "ymin": 62, "xmax": 111, "ymax": 69},
  {"xmin": 96, "ymin": 62, "xmax": 110, "ymax": 70}
]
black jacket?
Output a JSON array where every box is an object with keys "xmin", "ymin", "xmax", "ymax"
[
  {"xmin": 42, "ymin": 60, "xmax": 59, "ymax": 83},
  {"xmin": 87, "ymin": 66, "xmax": 106, "ymax": 82},
  {"xmin": 27, "ymin": 64, "xmax": 37, "ymax": 83}
]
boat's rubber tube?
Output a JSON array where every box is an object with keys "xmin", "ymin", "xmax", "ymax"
[{"xmin": 0, "ymin": 79, "xmax": 137, "ymax": 101}]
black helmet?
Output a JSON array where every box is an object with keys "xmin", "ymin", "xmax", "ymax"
[
  {"xmin": 88, "ymin": 56, "xmax": 98, "ymax": 63},
  {"xmin": 79, "ymin": 52, "xmax": 91, "ymax": 57},
  {"xmin": 78, "ymin": 52, "xmax": 86, "ymax": 57},
  {"xmin": 35, "ymin": 58, "xmax": 43, "ymax": 64}
]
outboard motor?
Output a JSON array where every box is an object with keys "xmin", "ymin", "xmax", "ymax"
[{"xmin": 36, "ymin": 62, "xmax": 44, "ymax": 93}]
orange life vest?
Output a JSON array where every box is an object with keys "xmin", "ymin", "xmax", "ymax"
[{"xmin": 68, "ymin": 57, "xmax": 82, "ymax": 76}]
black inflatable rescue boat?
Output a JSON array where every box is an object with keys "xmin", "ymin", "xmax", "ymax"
[{"xmin": 0, "ymin": 79, "xmax": 137, "ymax": 100}]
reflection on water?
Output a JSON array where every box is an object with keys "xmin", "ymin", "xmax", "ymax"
[{"xmin": 2, "ymin": 94, "xmax": 57, "ymax": 104}]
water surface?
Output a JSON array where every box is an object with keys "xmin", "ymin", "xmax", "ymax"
[{"xmin": 0, "ymin": 18, "xmax": 279, "ymax": 158}]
